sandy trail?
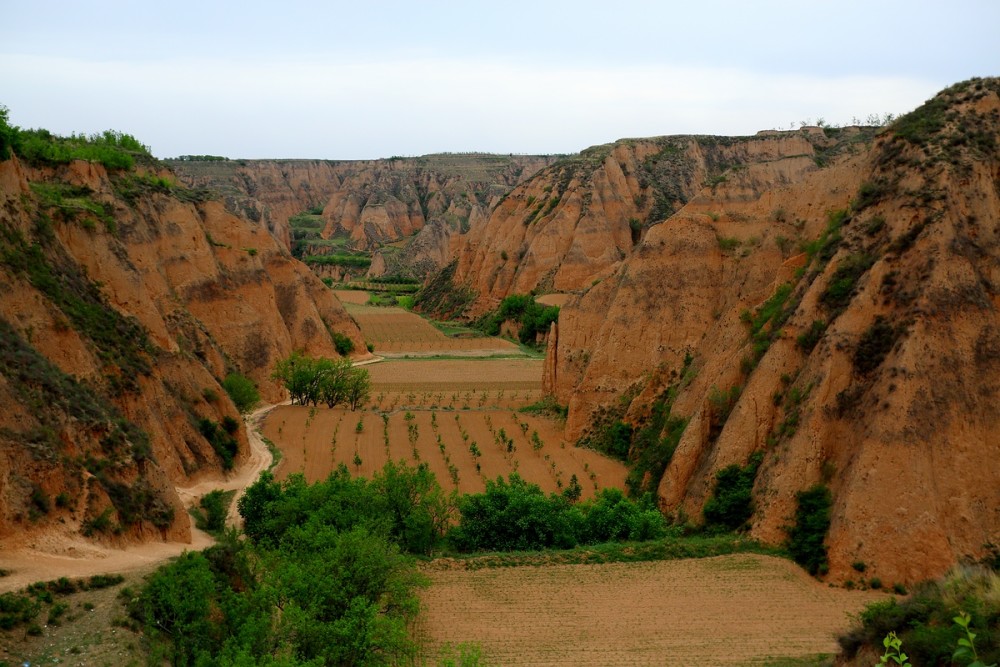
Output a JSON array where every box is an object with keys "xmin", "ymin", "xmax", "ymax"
[{"xmin": 0, "ymin": 404, "xmax": 277, "ymax": 593}]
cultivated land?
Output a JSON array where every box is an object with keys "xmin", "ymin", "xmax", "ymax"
[
  {"xmin": 417, "ymin": 554, "xmax": 889, "ymax": 666},
  {"xmin": 262, "ymin": 306, "xmax": 624, "ymax": 494},
  {"xmin": 259, "ymin": 304, "xmax": 889, "ymax": 664},
  {"xmin": 342, "ymin": 301, "xmax": 523, "ymax": 355}
]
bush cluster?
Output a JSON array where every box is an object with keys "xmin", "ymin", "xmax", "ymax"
[
  {"xmin": 703, "ymin": 452, "xmax": 763, "ymax": 532},
  {"xmin": 475, "ymin": 293, "xmax": 559, "ymax": 345},
  {"xmin": 221, "ymin": 373, "xmax": 259, "ymax": 414},
  {"xmin": 840, "ymin": 566, "xmax": 999, "ymax": 665},
  {"xmin": 197, "ymin": 417, "xmax": 239, "ymax": 470},
  {"xmin": 0, "ymin": 106, "xmax": 151, "ymax": 170},
  {"xmin": 787, "ymin": 484, "xmax": 832, "ymax": 575},
  {"xmin": 449, "ymin": 474, "xmax": 666, "ymax": 552}
]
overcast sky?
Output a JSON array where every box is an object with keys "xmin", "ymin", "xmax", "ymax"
[{"xmin": 1, "ymin": 1, "xmax": 996, "ymax": 159}]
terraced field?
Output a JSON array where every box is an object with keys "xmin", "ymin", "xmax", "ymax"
[
  {"xmin": 260, "ymin": 301, "xmax": 883, "ymax": 666},
  {"xmin": 343, "ymin": 303, "xmax": 522, "ymax": 354}
]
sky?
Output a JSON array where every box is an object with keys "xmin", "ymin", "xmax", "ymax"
[{"xmin": 1, "ymin": 1, "xmax": 997, "ymax": 159}]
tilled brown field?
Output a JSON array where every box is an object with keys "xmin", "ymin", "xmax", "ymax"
[
  {"xmin": 333, "ymin": 289, "xmax": 373, "ymax": 304},
  {"xmin": 416, "ymin": 554, "xmax": 888, "ymax": 666},
  {"xmin": 262, "ymin": 405, "xmax": 625, "ymax": 497},
  {"xmin": 365, "ymin": 358, "xmax": 543, "ymax": 392},
  {"xmin": 344, "ymin": 304, "xmax": 521, "ymax": 353}
]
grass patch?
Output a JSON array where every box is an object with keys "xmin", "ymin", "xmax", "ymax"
[
  {"xmin": 519, "ymin": 395, "xmax": 569, "ymax": 419},
  {"xmin": 439, "ymin": 530, "xmax": 783, "ymax": 570},
  {"xmin": 819, "ymin": 253, "xmax": 874, "ymax": 312}
]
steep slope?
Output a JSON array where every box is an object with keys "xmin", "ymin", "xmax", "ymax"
[
  {"xmin": 169, "ymin": 154, "xmax": 556, "ymax": 277},
  {"xmin": 549, "ymin": 78, "xmax": 1000, "ymax": 584},
  {"xmin": 427, "ymin": 126, "xmax": 871, "ymax": 318},
  {"xmin": 0, "ymin": 144, "xmax": 366, "ymax": 547}
]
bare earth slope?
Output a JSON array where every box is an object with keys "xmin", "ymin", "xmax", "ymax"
[
  {"xmin": 169, "ymin": 155, "xmax": 556, "ymax": 272},
  {"xmin": 438, "ymin": 128, "xmax": 858, "ymax": 317},
  {"xmin": 0, "ymin": 153, "xmax": 364, "ymax": 552},
  {"xmin": 545, "ymin": 78, "xmax": 1000, "ymax": 584}
]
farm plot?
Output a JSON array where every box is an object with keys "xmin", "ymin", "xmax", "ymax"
[
  {"xmin": 365, "ymin": 358, "xmax": 542, "ymax": 393},
  {"xmin": 261, "ymin": 405, "xmax": 624, "ymax": 498},
  {"xmin": 417, "ymin": 554, "xmax": 889, "ymax": 666},
  {"xmin": 333, "ymin": 289, "xmax": 371, "ymax": 304},
  {"xmin": 344, "ymin": 304, "xmax": 521, "ymax": 354}
]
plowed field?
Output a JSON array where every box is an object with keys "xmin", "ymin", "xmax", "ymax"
[
  {"xmin": 262, "ymin": 405, "xmax": 624, "ymax": 498},
  {"xmin": 417, "ymin": 554, "xmax": 888, "ymax": 666},
  {"xmin": 366, "ymin": 358, "xmax": 542, "ymax": 393},
  {"xmin": 344, "ymin": 304, "xmax": 521, "ymax": 353}
]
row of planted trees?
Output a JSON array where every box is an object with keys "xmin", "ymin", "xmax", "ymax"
[{"xmin": 271, "ymin": 351, "xmax": 371, "ymax": 410}]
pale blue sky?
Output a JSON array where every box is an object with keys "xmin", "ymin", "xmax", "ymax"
[{"xmin": 1, "ymin": 1, "xmax": 996, "ymax": 158}]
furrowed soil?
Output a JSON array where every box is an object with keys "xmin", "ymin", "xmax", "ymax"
[
  {"xmin": 344, "ymin": 303, "xmax": 522, "ymax": 354},
  {"xmin": 416, "ymin": 553, "xmax": 888, "ymax": 666},
  {"xmin": 262, "ymin": 399, "xmax": 624, "ymax": 497}
]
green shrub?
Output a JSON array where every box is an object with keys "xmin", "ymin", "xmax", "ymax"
[
  {"xmin": 197, "ymin": 418, "xmax": 238, "ymax": 470},
  {"xmin": 0, "ymin": 105, "xmax": 16, "ymax": 161},
  {"xmin": 449, "ymin": 473, "xmax": 667, "ymax": 552},
  {"xmin": 196, "ymin": 490, "xmax": 230, "ymax": 533},
  {"xmin": 853, "ymin": 179, "xmax": 892, "ymax": 211},
  {"xmin": 820, "ymin": 253, "xmax": 874, "ymax": 311},
  {"xmin": 839, "ymin": 566, "xmax": 1000, "ymax": 665},
  {"xmin": 787, "ymin": 484, "xmax": 831, "ymax": 575},
  {"xmin": 707, "ymin": 385, "xmax": 742, "ymax": 441},
  {"xmin": 221, "ymin": 373, "xmax": 259, "ymax": 414},
  {"xmin": 0, "ymin": 592, "xmax": 40, "ymax": 630},
  {"xmin": 796, "ymin": 320, "xmax": 827, "ymax": 353},
  {"xmin": 703, "ymin": 452, "xmax": 763, "ymax": 531},
  {"xmin": 332, "ymin": 330, "xmax": 355, "ymax": 355},
  {"xmin": 625, "ymin": 395, "xmax": 687, "ymax": 497}
]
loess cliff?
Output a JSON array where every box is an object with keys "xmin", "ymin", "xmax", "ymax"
[
  {"xmin": 436, "ymin": 125, "xmax": 867, "ymax": 318},
  {"xmin": 169, "ymin": 154, "xmax": 556, "ymax": 277},
  {"xmin": 538, "ymin": 78, "xmax": 1000, "ymax": 584},
  {"xmin": 0, "ymin": 151, "xmax": 366, "ymax": 548}
]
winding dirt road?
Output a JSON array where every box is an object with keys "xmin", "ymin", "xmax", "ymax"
[{"xmin": 0, "ymin": 405, "xmax": 277, "ymax": 593}]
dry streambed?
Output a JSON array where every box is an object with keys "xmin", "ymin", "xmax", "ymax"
[{"xmin": 417, "ymin": 553, "xmax": 887, "ymax": 666}]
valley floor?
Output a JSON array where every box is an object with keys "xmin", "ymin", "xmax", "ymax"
[
  {"xmin": 417, "ymin": 553, "xmax": 887, "ymax": 666},
  {"xmin": 1, "ymin": 303, "xmax": 887, "ymax": 666}
]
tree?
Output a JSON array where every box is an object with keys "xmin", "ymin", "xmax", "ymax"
[
  {"xmin": 272, "ymin": 350, "xmax": 319, "ymax": 405},
  {"xmin": 222, "ymin": 373, "xmax": 260, "ymax": 414},
  {"xmin": 319, "ymin": 357, "xmax": 353, "ymax": 408},
  {"xmin": 273, "ymin": 352, "xmax": 368, "ymax": 409},
  {"xmin": 345, "ymin": 367, "xmax": 371, "ymax": 411}
]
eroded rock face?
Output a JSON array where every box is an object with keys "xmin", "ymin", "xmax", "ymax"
[
  {"xmin": 545, "ymin": 80, "xmax": 1000, "ymax": 584},
  {"xmin": 443, "ymin": 133, "xmax": 823, "ymax": 317},
  {"xmin": 170, "ymin": 155, "xmax": 556, "ymax": 276},
  {"xmin": 0, "ymin": 156, "xmax": 366, "ymax": 546}
]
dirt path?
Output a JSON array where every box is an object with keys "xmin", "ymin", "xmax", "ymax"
[
  {"xmin": 175, "ymin": 401, "xmax": 280, "ymax": 527},
  {"xmin": 0, "ymin": 406, "xmax": 277, "ymax": 594}
]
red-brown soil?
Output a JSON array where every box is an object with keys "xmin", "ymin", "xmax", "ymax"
[
  {"xmin": 262, "ymin": 404, "xmax": 625, "ymax": 498},
  {"xmin": 417, "ymin": 553, "xmax": 888, "ymax": 666}
]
